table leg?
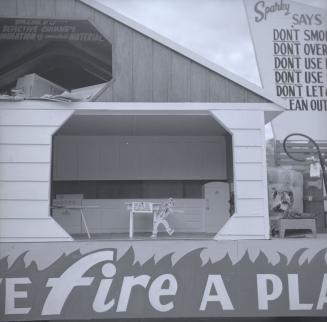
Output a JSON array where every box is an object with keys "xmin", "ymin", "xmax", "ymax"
[
  {"xmin": 129, "ymin": 211, "xmax": 133, "ymax": 239},
  {"xmin": 80, "ymin": 209, "xmax": 91, "ymax": 239}
]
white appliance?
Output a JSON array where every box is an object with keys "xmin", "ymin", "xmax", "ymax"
[{"xmin": 203, "ymin": 182, "xmax": 230, "ymax": 233}]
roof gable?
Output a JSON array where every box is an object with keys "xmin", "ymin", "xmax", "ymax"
[
  {"xmin": 80, "ymin": 0, "xmax": 286, "ymax": 108},
  {"xmin": 0, "ymin": 0, "xmax": 285, "ymax": 109}
]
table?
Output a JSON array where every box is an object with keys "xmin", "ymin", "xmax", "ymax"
[
  {"xmin": 126, "ymin": 202, "xmax": 162, "ymax": 238},
  {"xmin": 51, "ymin": 205, "xmax": 99, "ymax": 239},
  {"xmin": 279, "ymin": 218, "xmax": 317, "ymax": 238}
]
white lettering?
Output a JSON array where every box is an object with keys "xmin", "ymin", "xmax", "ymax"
[
  {"xmin": 92, "ymin": 262, "xmax": 117, "ymax": 313},
  {"xmin": 288, "ymin": 274, "xmax": 313, "ymax": 310},
  {"xmin": 200, "ymin": 275, "xmax": 234, "ymax": 311},
  {"xmin": 317, "ymin": 274, "xmax": 327, "ymax": 310},
  {"xmin": 5, "ymin": 278, "xmax": 31, "ymax": 315},
  {"xmin": 149, "ymin": 274, "xmax": 177, "ymax": 312},
  {"xmin": 42, "ymin": 250, "xmax": 114, "ymax": 315},
  {"xmin": 116, "ymin": 275, "xmax": 150, "ymax": 312},
  {"xmin": 257, "ymin": 274, "xmax": 282, "ymax": 310}
]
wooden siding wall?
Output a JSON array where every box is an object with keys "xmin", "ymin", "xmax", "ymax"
[
  {"xmin": 0, "ymin": 106, "xmax": 73, "ymax": 241},
  {"xmin": 211, "ymin": 110, "xmax": 269, "ymax": 239},
  {"xmin": 0, "ymin": 0, "xmax": 268, "ymax": 103}
]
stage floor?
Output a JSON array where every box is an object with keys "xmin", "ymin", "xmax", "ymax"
[
  {"xmin": 71, "ymin": 232, "xmax": 327, "ymax": 241},
  {"xmin": 72, "ymin": 232, "xmax": 217, "ymax": 240}
]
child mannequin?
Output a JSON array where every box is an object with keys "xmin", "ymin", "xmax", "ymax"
[{"xmin": 151, "ymin": 198, "xmax": 175, "ymax": 238}]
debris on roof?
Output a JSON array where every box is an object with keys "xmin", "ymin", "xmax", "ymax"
[
  {"xmin": 0, "ymin": 73, "xmax": 108, "ymax": 102},
  {"xmin": 39, "ymin": 90, "xmax": 92, "ymax": 102}
]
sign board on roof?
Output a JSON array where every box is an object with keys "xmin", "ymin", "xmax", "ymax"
[
  {"xmin": 0, "ymin": 18, "xmax": 104, "ymax": 42},
  {"xmin": 244, "ymin": 0, "xmax": 327, "ymax": 141}
]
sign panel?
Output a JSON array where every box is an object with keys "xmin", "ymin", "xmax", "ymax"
[
  {"xmin": 244, "ymin": 0, "xmax": 327, "ymax": 141},
  {"xmin": 131, "ymin": 202, "xmax": 154, "ymax": 213},
  {"xmin": 0, "ymin": 241, "xmax": 326, "ymax": 319},
  {"xmin": 0, "ymin": 18, "xmax": 104, "ymax": 42}
]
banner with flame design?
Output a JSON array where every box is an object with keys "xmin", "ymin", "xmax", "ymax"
[{"xmin": 0, "ymin": 240, "xmax": 326, "ymax": 319}]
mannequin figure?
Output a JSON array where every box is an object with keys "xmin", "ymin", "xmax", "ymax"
[{"xmin": 151, "ymin": 198, "xmax": 175, "ymax": 238}]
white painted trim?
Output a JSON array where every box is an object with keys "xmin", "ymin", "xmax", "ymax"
[
  {"xmin": 215, "ymin": 235, "xmax": 266, "ymax": 240},
  {"xmin": 80, "ymin": 0, "xmax": 287, "ymax": 109},
  {"xmin": 0, "ymin": 237, "xmax": 73, "ymax": 242},
  {"xmin": 261, "ymin": 126, "xmax": 270, "ymax": 239},
  {"xmin": 0, "ymin": 101, "xmax": 283, "ymax": 124},
  {"xmin": 0, "ymin": 101, "xmax": 284, "ymax": 111}
]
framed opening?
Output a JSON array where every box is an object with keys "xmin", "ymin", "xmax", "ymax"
[
  {"xmin": 0, "ymin": 18, "xmax": 112, "ymax": 97},
  {"xmin": 51, "ymin": 113, "xmax": 234, "ymax": 240}
]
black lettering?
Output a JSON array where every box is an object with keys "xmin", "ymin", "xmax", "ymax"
[
  {"xmin": 292, "ymin": 14, "xmax": 300, "ymax": 26},
  {"xmin": 289, "ymin": 99, "xmax": 308, "ymax": 111},
  {"xmin": 315, "ymin": 14, "xmax": 322, "ymax": 26},
  {"xmin": 254, "ymin": 1, "xmax": 265, "ymax": 23}
]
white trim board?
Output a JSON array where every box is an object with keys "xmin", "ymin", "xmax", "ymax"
[
  {"xmin": 80, "ymin": 0, "xmax": 287, "ymax": 109},
  {"xmin": 0, "ymin": 101, "xmax": 283, "ymax": 124}
]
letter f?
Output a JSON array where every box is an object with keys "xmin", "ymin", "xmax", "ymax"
[{"xmin": 42, "ymin": 250, "xmax": 114, "ymax": 315}]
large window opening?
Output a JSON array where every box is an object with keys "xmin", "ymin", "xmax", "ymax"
[
  {"xmin": 0, "ymin": 18, "xmax": 112, "ymax": 98},
  {"xmin": 51, "ymin": 113, "xmax": 234, "ymax": 240}
]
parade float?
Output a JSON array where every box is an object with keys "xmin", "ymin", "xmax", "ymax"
[{"xmin": 0, "ymin": 0, "xmax": 326, "ymax": 319}]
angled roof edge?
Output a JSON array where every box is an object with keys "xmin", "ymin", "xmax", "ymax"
[{"xmin": 80, "ymin": 0, "xmax": 287, "ymax": 110}]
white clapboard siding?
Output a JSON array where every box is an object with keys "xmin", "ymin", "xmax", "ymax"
[
  {"xmin": 0, "ymin": 107, "xmax": 73, "ymax": 241},
  {"xmin": 233, "ymin": 129, "xmax": 263, "ymax": 147},
  {"xmin": 0, "ymin": 163, "xmax": 50, "ymax": 181},
  {"xmin": 0, "ymin": 200, "xmax": 49, "ymax": 219},
  {"xmin": 0, "ymin": 145, "xmax": 51, "ymax": 163},
  {"xmin": 0, "ymin": 126, "xmax": 56, "ymax": 145},
  {"xmin": 0, "ymin": 218, "xmax": 72, "ymax": 241},
  {"xmin": 234, "ymin": 163, "xmax": 263, "ymax": 181},
  {"xmin": 235, "ymin": 181, "xmax": 264, "ymax": 199},
  {"xmin": 211, "ymin": 110, "xmax": 269, "ymax": 239},
  {"xmin": 0, "ymin": 182, "xmax": 49, "ymax": 200},
  {"xmin": 0, "ymin": 109, "xmax": 75, "ymax": 126},
  {"xmin": 236, "ymin": 199, "xmax": 265, "ymax": 216},
  {"xmin": 234, "ymin": 147, "xmax": 263, "ymax": 163}
]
